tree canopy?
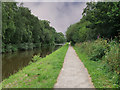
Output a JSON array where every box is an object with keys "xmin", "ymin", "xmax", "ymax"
[
  {"xmin": 66, "ymin": 2, "xmax": 120, "ymax": 44},
  {"xmin": 2, "ymin": 2, "xmax": 66, "ymax": 52}
]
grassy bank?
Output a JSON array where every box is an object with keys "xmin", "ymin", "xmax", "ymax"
[
  {"xmin": 2, "ymin": 44, "xmax": 69, "ymax": 88},
  {"xmin": 74, "ymin": 39, "xmax": 119, "ymax": 88}
]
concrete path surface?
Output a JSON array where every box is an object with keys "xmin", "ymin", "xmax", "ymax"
[{"xmin": 54, "ymin": 45, "xmax": 94, "ymax": 88}]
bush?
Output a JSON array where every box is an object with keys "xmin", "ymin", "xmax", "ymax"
[
  {"xmin": 18, "ymin": 43, "xmax": 28, "ymax": 50},
  {"xmin": 75, "ymin": 38, "xmax": 120, "ymax": 87},
  {"xmin": 76, "ymin": 39, "xmax": 109, "ymax": 61},
  {"xmin": 32, "ymin": 55, "xmax": 41, "ymax": 62},
  {"xmin": 28, "ymin": 43, "xmax": 33, "ymax": 50},
  {"xmin": 104, "ymin": 41, "xmax": 120, "ymax": 74},
  {"xmin": 6, "ymin": 44, "xmax": 12, "ymax": 53},
  {"xmin": 2, "ymin": 43, "xmax": 6, "ymax": 53},
  {"xmin": 2, "ymin": 43, "xmax": 42, "ymax": 53},
  {"xmin": 11, "ymin": 44, "xmax": 18, "ymax": 52},
  {"xmin": 89, "ymin": 39, "xmax": 109, "ymax": 61},
  {"xmin": 34, "ymin": 43, "xmax": 41, "ymax": 48}
]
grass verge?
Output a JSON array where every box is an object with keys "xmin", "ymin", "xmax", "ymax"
[
  {"xmin": 74, "ymin": 45, "xmax": 119, "ymax": 88},
  {"xmin": 2, "ymin": 44, "xmax": 69, "ymax": 88}
]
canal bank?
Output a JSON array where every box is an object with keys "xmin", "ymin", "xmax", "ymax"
[
  {"xmin": 2, "ymin": 45, "xmax": 61, "ymax": 80},
  {"xmin": 1, "ymin": 43, "xmax": 68, "ymax": 88}
]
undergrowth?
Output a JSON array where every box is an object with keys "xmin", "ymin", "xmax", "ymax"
[{"xmin": 74, "ymin": 39, "xmax": 120, "ymax": 88}]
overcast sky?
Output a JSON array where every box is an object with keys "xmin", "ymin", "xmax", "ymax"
[{"xmin": 23, "ymin": 2, "xmax": 86, "ymax": 34}]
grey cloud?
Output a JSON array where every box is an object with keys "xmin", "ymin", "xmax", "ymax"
[{"xmin": 23, "ymin": 2, "xmax": 86, "ymax": 34}]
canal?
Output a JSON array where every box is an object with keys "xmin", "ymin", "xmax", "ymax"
[{"xmin": 2, "ymin": 45, "xmax": 62, "ymax": 80}]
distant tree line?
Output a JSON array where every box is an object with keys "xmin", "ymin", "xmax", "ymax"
[
  {"xmin": 66, "ymin": 2, "xmax": 120, "ymax": 44},
  {"xmin": 2, "ymin": 2, "xmax": 66, "ymax": 53}
]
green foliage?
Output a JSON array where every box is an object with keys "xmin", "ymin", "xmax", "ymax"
[
  {"xmin": 2, "ymin": 2, "xmax": 66, "ymax": 53},
  {"xmin": 89, "ymin": 39, "xmax": 109, "ymax": 61},
  {"xmin": 32, "ymin": 55, "xmax": 41, "ymax": 62},
  {"xmin": 66, "ymin": 2, "xmax": 120, "ymax": 43},
  {"xmin": 74, "ymin": 39, "xmax": 120, "ymax": 88},
  {"xmin": 55, "ymin": 32, "xmax": 66, "ymax": 44},
  {"xmin": 18, "ymin": 43, "xmax": 28, "ymax": 50},
  {"xmin": 2, "ymin": 44, "xmax": 69, "ymax": 88},
  {"xmin": 83, "ymin": 2, "xmax": 120, "ymax": 39},
  {"xmin": 2, "ymin": 43, "xmax": 6, "ymax": 53},
  {"xmin": 104, "ymin": 41, "xmax": 120, "ymax": 75},
  {"xmin": 34, "ymin": 43, "xmax": 41, "ymax": 48},
  {"xmin": 5, "ymin": 44, "xmax": 12, "ymax": 53},
  {"xmin": 74, "ymin": 46, "xmax": 119, "ymax": 88},
  {"xmin": 11, "ymin": 44, "xmax": 18, "ymax": 52},
  {"xmin": 28, "ymin": 43, "xmax": 34, "ymax": 50},
  {"xmin": 76, "ymin": 39, "xmax": 109, "ymax": 61}
]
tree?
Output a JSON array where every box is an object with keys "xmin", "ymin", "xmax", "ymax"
[
  {"xmin": 2, "ymin": 2, "xmax": 66, "ymax": 52},
  {"xmin": 66, "ymin": 2, "xmax": 120, "ymax": 44}
]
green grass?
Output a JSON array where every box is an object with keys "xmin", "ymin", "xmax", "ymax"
[
  {"xmin": 74, "ymin": 46, "xmax": 119, "ymax": 88},
  {"xmin": 0, "ymin": 83, "xmax": 2, "ymax": 90},
  {"xmin": 2, "ymin": 44, "xmax": 69, "ymax": 88}
]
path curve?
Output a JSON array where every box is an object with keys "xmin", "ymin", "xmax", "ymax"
[{"xmin": 54, "ymin": 45, "xmax": 94, "ymax": 88}]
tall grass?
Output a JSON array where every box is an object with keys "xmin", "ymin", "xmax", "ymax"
[{"xmin": 74, "ymin": 38, "xmax": 120, "ymax": 88}]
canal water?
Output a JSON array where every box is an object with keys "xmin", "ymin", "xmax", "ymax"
[{"xmin": 2, "ymin": 45, "xmax": 62, "ymax": 80}]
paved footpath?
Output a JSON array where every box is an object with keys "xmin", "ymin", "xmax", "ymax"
[{"xmin": 54, "ymin": 45, "xmax": 94, "ymax": 88}]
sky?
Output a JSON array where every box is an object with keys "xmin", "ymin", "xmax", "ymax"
[{"xmin": 23, "ymin": 2, "xmax": 86, "ymax": 34}]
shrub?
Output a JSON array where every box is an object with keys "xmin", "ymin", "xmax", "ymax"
[
  {"xmin": 2, "ymin": 43, "xmax": 6, "ymax": 53},
  {"xmin": 75, "ymin": 39, "xmax": 120, "ymax": 87},
  {"xmin": 89, "ymin": 39, "xmax": 109, "ymax": 61},
  {"xmin": 32, "ymin": 55, "xmax": 41, "ymax": 62},
  {"xmin": 104, "ymin": 41, "xmax": 120, "ymax": 74},
  {"xmin": 76, "ymin": 39, "xmax": 109, "ymax": 61},
  {"xmin": 18, "ymin": 43, "xmax": 28, "ymax": 50},
  {"xmin": 28, "ymin": 43, "xmax": 33, "ymax": 50},
  {"xmin": 34, "ymin": 43, "xmax": 41, "ymax": 48},
  {"xmin": 6, "ymin": 44, "xmax": 12, "ymax": 53},
  {"xmin": 11, "ymin": 44, "xmax": 18, "ymax": 52}
]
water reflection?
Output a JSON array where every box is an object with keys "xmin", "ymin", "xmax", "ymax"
[{"xmin": 2, "ymin": 45, "xmax": 61, "ymax": 80}]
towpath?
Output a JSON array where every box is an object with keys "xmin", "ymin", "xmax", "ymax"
[{"xmin": 54, "ymin": 45, "xmax": 94, "ymax": 88}]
